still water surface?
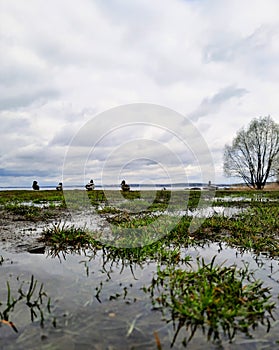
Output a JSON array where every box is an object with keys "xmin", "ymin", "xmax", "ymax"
[{"xmin": 1, "ymin": 241, "xmax": 278, "ymax": 349}]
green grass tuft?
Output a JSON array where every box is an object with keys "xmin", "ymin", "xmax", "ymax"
[{"xmin": 145, "ymin": 256, "xmax": 275, "ymax": 346}]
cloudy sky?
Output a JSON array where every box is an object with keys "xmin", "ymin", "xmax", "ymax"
[{"xmin": 1, "ymin": 0, "xmax": 279, "ymax": 187}]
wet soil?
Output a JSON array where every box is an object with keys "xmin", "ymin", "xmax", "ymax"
[{"xmin": 0, "ymin": 209, "xmax": 69, "ymax": 253}]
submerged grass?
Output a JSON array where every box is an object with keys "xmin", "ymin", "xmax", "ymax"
[{"xmin": 0, "ymin": 274, "xmax": 54, "ymax": 332}]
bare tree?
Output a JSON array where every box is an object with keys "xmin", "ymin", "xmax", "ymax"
[{"xmin": 224, "ymin": 116, "xmax": 279, "ymax": 190}]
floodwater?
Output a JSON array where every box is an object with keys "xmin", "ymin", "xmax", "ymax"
[
  {"xmin": 1, "ymin": 240, "xmax": 279, "ymax": 349},
  {"xmin": 0, "ymin": 203, "xmax": 279, "ymax": 349}
]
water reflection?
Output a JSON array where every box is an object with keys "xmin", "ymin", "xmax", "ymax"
[
  {"xmin": 1, "ymin": 241, "xmax": 279, "ymax": 349},
  {"xmin": 0, "ymin": 272, "xmax": 55, "ymax": 334}
]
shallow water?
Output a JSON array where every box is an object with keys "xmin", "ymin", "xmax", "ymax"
[
  {"xmin": 1, "ymin": 241, "xmax": 278, "ymax": 349},
  {"xmin": 214, "ymin": 195, "xmax": 279, "ymax": 203},
  {"xmin": 185, "ymin": 206, "xmax": 245, "ymax": 217}
]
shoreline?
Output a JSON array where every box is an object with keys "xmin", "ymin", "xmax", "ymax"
[{"xmin": 1, "ymin": 183, "xmax": 279, "ymax": 191}]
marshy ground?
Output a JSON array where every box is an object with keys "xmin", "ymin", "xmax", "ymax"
[{"xmin": 0, "ymin": 189, "xmax": 279, "ymax": 349}]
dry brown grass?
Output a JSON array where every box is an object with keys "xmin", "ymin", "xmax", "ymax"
[{"xmin": 228, "ymin": 182, "xmax": 279, "ymax": 191}]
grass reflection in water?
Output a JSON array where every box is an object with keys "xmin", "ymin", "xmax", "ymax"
[{"xmin": 1, "ymin": 189, "xmax": 279, "ymax": 348}]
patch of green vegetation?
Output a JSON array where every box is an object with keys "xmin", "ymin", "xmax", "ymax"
[
  {"xmin": 3, "ymin": 203, "xmax": 63, "ymax": 221},
  {"xmin": 86, "ymin": 190, "xmax": 141, "ymax": 206},
  {"xmin": 194, "ymin": 205, "xmax": 279, "ymax": 257},
  {"xmin": 41, "ymin": 219, "xmax": 192, "ymax": 269},
  {"xmin": 41, "ymin": 194, "xmax": 275, "ymax": 256},
  {"xmin": 40, "ymin": 217, "xmax": 188, "ymax": 263},
  {"xmin": 1, "ymin": 189, "xmax": 277, "ymax": 256},
  {"xmin": 0, "ymin": 190, "xmax": 65, "ymax": 205},
  {"xmin": 4, "ymin": 203, "xmax": 41, "ymax": 219},
  {"xmin": 105, "ymin": 214, "xmax": 187, "ymax": 248},
  {"xmin": 101, "ymin": 241, "xmax": 192, "ymax": 270},
  {"xmin": 0, "ymin": 190, "xmax": 66, "ymax": 221},
  {"xmin": 88, "ymin": 189, "xmax": 205, "ymax": 212},
  {"xmin": 118, "ymin": 199, "xmax": 152, "ymax": 212},
  {"xmin": 107, "ymin": 212, "xmax": 157, "ymax": 226},
  {"xmin": 119, "ymin": 190, "xmax": 141, "ymax": 200},
  {"xmin": 147, "ymin": 190, "xmax": 208, "ymax": 211},
  {"xmin": 144, "ymin": 256, "xmax": 275, "ymax": 346},
  {"xmin": 95, "ymin": 190, "xmax": 206, "ymax": 217},
  {"xmin": 86, "ymin": 190, "xmax": 108, "ymax": 205},
  {"xmin": 0, "ymin": 275, "xmax": 54, "ymax": 332},
  {"xmin": 97, "ymin": 205, "xmax": 121, "ymax": 214},
  {"xmin": 146, "ymin": 199, "xmax": 279, "ymax": 257},
  {"xmin": 213, "ymin": 190, "xmax": 279, "ymax": 207},
  {"xmin": 40, "ymin": 222, "xmax": 100, "ymax": 251}
]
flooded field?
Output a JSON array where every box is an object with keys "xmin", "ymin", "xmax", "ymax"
[{"xmin": 0, "ymin": 189, "xmax": 279, "ymax": 349}]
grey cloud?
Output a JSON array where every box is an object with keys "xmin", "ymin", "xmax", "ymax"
[
  {"xmin": 188, "ymin": 85, "xmax": 248, "ymax": 121},
  {"xmin": 50, "ymin": 125, "xmax": 77, "ymax": 147},
  {"xmin": 0, "ymin": 40, "xmax": 60, "ymax": 111},
  {"xmin": 203, "ymin": 25, "xmax": 279, "ymax": 71},
  {"xmin": 0, "ymin": 67, "xmax": 43, "ymax": 87},
  {"xmin": 0, "ymin": 116, "xmax": 31, "ymax": 133},
  {"xmin": 120, "ymin": 158, "xmax": 158, "ymax": 171},
  {"xmin": 2, "ymin": 143, "xmax": 64, "ymax": 170},
  {"xmin": 65, "ymin": 122, "xmax": 170, "ymax": 149},
  {"xmin": 0, "ymin": 168, "xmax": 53, "ymax": 178},
  {"xmin": 0, "ymin": 89, "xmax": 59, "ymax": 111},
  {"xmin": 88, "ymin": 141, "xmax": 195, "ymax": 172}
]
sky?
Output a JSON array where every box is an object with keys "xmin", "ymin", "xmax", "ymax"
[{"xmin": 1, "ymin": 0, "xmax": 279, "ymax": 187}]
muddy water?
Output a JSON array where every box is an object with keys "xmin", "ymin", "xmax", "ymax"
[{"xmin": 1, "ymin": 240, "xmax": 279, "ymax": 350}]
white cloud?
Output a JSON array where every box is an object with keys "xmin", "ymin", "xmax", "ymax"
[{"xmin": 1, "ymin": 0, "xmax": 279, "ymax": 187}]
